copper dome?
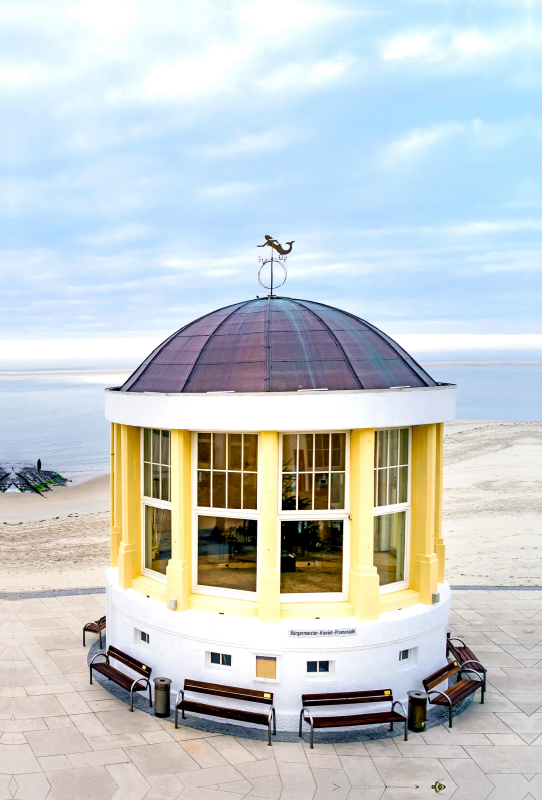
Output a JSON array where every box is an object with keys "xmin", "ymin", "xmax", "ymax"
[{"xmin": 121, "ymin": 296, "xmax": 436, "ymax": 394}]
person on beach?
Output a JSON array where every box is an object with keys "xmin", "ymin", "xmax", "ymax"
[{"xmin": 37, "ymin": 458, "xmax": 41, "ymax": 471}]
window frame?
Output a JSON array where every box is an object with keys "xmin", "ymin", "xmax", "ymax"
[
  {"xmin": 141, "ymin": 428, "xmax": 172, "ymax": 584},
  {"xmin": 373, "ymin": 426, "xmax": 412, "ymax": 595},
  {"xmin": 192, "ymin": 431, "xmax": 260, "ymax": 600},
  {"xmin": 278, "ymin": 431, "xmax": 350, "ymax": 603}
]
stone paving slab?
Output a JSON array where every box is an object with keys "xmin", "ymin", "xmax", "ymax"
[{"xmin": 1, "ymin": 590, "xmax": 542, "ymax": 798}]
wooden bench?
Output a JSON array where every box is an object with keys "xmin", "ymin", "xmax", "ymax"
[
  {"xmin": 423, "ymin": 660, "xmax": 484, "ymax": 727},
  {"xmin": 90, "ymin": 645, "xmax": 152, "ymax": 711},
  {"xmin": 83, "ymin": 615, "xmax": 106, "ymax": 649},
  {"xmin": 446, "ymin": 633, "xmax": 487, "ymax": 693},
  {"xmin": 175, "ymin": 679, "xmax": 276, "ymax": 745},
  {"xmin": 299, "ymin": 690, "xmax": 407, "ymax": 748}
]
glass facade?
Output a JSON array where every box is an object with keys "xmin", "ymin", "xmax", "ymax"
[
  {"xmin": 281, "ymin": 433, "xmax": 346, "ymax": 511},
  {"xmin": 280, "ymin": 519, "xmax": 343, "ymax": 594},
  {"xmin": 144, "ymin": 506, "xmax": 172, "ymax": 576},
  {"xmin": 197, "ymin": 433, "xmax": 258, "ymax": 510},
  {"xmin": 374, "ymin": 428, "xmax": 410, "ymax": 588},
  {"xmin": 197, "ymin": 515, "xmax": 257, "ymax": 592},
  {"xmin": 143, "ymin": 429, "xmax": 171, "ymax": 502},
  {"xmin": 373, "ymin": 511, "xmax": 406, "ymax": 586}
]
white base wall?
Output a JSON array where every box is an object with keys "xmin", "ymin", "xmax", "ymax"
[{"xmin": 106, "ymin": 569, "xmax": 450, "ymax": 731}]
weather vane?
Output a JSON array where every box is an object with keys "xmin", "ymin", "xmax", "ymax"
[{"xmin": 257, "ymin": 235, "xmax": 294, "ymax": 296}]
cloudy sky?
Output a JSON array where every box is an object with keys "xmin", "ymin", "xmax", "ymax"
[{"xmin": 1, "ymin": 0, "xmax": 540, "ymax": 353}]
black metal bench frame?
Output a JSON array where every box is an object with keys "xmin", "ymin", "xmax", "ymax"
[
  {"xmin": 299, "ymin": 689, "xmax": 407, "ymax": 748},
  {"xmin": 423, "ymin": 660, "xmax": 484, "ymax": 728},
  {"xmin": 175, "ymin": 679, "xmax": 276, "ymax": 745},
  {"xmin": 83, "ymin": 615, "xmax": 106, "ymax": 649},
  {"xmin": 90, "ymin": 645, "xmax": 152, "ymax": 711},
  {"xmin": 446, "ymin": 633, "xmax": 487, "ymax": 693}
]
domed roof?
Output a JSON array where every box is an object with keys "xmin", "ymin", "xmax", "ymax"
[{"xmin": 121, "ymin": 296, "xmax": 436, "ymax": 394}]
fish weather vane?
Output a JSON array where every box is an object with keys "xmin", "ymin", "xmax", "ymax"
[{"xmin": 257, "ymin": 235, "xmax": 294, "ymax": 296}]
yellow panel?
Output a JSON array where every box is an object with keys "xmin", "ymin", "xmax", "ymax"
[
  {"xmin": 279, "ymin": 601, "xmax": 354, "ymax": 620},
  {"xmin": 132, "ymin": 575, "xmax": 167, "ymax": 604},
  {"xmin": 188, "ymin": 593, "xmax": 259, "ymax": 617},
  {"xmin": 378, "ymin": 589, "xmax": 420, "ymax": 615},
  {"xmin": 256, "ymin": 656, "xmax": 277, "ymax": 679}
]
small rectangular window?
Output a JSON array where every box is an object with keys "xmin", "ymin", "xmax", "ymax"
[
  {"xmin": 256, "ymin": 656, "xmax": 277, "ymax": 680},
  {"xmin": 307, "ymin": 660, "xmax": 330, "ymax": 674},
  {"xmin": 399, "ymin": 649, "xmax": 410, "ymax": 662},
  {"xmin": 139, "ymin": 630, "xmax": 150, "ymax": 644},
  {"xmin": 209, "ymin": 652, "xmax": 232, "ymax": 667}
]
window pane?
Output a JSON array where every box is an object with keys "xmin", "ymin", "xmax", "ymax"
[
  {"xmin": 161, "ymin": 466, "xmax": 170, "ymax": 502},
  {"xmin": 161, "ymin": 430, "xmax": 170, "ymax": 466},
  {"xmin": 298, "ymin": 434, "xmax": 314, "ymax": 472},
  {"xmin": 213, "ymin": 433, "xmax": 226, "ymax": 470},
  {"xmin": 152, "ymin": 429, "xmax": 161, "ymax": 464},
  {"xmin": 376, "ymin": 469, "xmax": 387, "ymax": 506},
  {"xmin": 314, "ymin": 473, "xmax": 329, "ymax": 510},
  {"xmin": 197, "ymin": 470, "xmax": 211, "ymax": 507},
  {"xmin": 210, "ymin": 652, "xmax": 220, "ymax": 664},
  {"xmin": 319, "ymin": 661, "xmax": 329, "ymax": 673},
  {"xmin": 388, "ymin": 429, "xmax": 399, "ymax": 467},
  {"xmin": 298, "ymin": 473, "xmax": 313, "ymax": 511},
  {"xmin": 399, "ymin": 465, "xmax": 408, "ymax": 503},
  {"xmin": 198, "ymin": 433, "xmax": 212, "ymax": 469},
  {"xmin": 388, "ymin": 467, "xmax": 398, "ymax": 505},
  {"xmin": 145, "ymin": 506, "xmax": 171, "ymax": 576},
  {"xmin": 307, "ymin": 661, "xmax": 317, "ymax": 673},
  {"xmin": 228, "ymin": 470, "xmax": 242, "ymax": 509},
  {"xmin": 243, "ymin": 434, "xmax": 258, "ymax": 471},
  {"xmin": 228, "ymin": 434, "xmax": 242, "ymax": 471},
  {"xmin": 280, "ymin": 519, "xmax": 343, "ymax": 594},
  {"xmin": 330, "ymin": 472, "xmax": 345, "ymax": 509},
  {"xmin": 212, "ymin": 471, "xmax": 226, "ymax": 508},
  {"xmin": 314, "ymin": 434, "xmax": 329, "ymax": 470},
  {"xmin": 222, "ymin": 654, "xmax": 232, "ymax": 666},
  {"xmin": 144, "ymin": 462, "xmax": 151, "ymax": 497},
  {"xmin": 243, "ymin": 472, "xmax": 257, "ymax": 510},
  {"xmin": 377, "ymin": 430, "xmax": 388, "ymax": 468},
  {"xmin": 152, "ymin": 463, "xmax": 160, "ymax": 499},
  {"xmin": 144, "ymin": 429, "xmax": 151, "ymax": 462},
  {"xmin": 400, "ymin": 428, "xmax": 409, "ymax": 465},
  {"xmin": 282, "ymin": 434, "xmax": 297, "ymax": 472},
  {"xmin": 282, "ymin": 474, "xmax": 297, "ymax": 510},
  {"xmin": 331, "ymin": 433, "xmax": 345, "ymax": 471},
  {"xmin": 374, "ymin": 511, "xmax": 406, "ymax": 586},
  {"xmin": 197, "ymin": 516, "xmax": 257, "ymax": 592}
]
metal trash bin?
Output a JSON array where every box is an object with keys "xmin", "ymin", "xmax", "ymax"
[
  {"xmin": 153, "ymin": 677, "xmax": 172, "ymax": 718},
  {"xmin": 407, "ymin": 691, "xmax": 427, "ymax": 732}
]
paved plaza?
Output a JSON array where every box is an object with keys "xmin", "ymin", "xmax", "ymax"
[{"xmin": 0, "ymin": 589, "xmax": 541, "ymax": 799}]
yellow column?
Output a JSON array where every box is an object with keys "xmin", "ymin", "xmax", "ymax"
[
  {"xmin": 258, "ymin": 431, "xmax": 280, "ymax": 623},
  {"xmin": 349, "ymin": 428, "xmax": 380, "ymax": 620},
  {"xmin": 110, "ymin": 423, "xmax": 123, "ymax": 568},
  {"xmin": 118, "ymin": 424, "xmax": 141, "ymax": 589},
  {"xmin": 166, "ymin": 430, "xmax": 192, "ymax": 611},
  {"xmin": 410, "ymin": 424, "xmax": 439, "ymax": 604},
  {"xmin": 434, "ymin": 422, "xmax": 445, "ymax": 584}
]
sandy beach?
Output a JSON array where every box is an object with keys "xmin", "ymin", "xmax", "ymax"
[{"xmin": 0, "ymin": 420, "xmax": 540, "ymax": 592}]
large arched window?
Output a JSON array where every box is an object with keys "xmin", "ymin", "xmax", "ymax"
[
  {"xmin": 141, "ymin": 428, "xmax": 171, "ymax": 580},
  {"xmin": 373, "ymin": 428, "xmax": 411, "ymax": 593},
  {"xmin": 279, "ymin": 432, "xmax": 349, "ymax": 601}
]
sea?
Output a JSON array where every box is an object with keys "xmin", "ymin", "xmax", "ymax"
[{"xmin": 0, "ymin": 364, "xmax": 540, "ymax": 476}]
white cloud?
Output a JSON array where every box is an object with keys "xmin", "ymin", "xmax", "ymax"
[
  {"xmin": 199, "ymin": 181, "xmax": 265, "ymax": 199},
  {"xmin": 381, "ymin": 122, "xmax": 465, "ymax": 168},
  {"xmin": 70, "ymin": 0, "xmax": 137, "ymax": 38},
  {"xmin": 260, "ymin": 56, "xmax": 353, "ymax": 93},
  {"xmin": 382, "ymin": 26, "xmax": 522, "ymax": 66},
  {"xmin": 382, "ymin": 33, "xmax": 432, "ymax": 60},
  {"xmin": 192, "ymin": 127, "xmax": 301, "ymax": 159}
]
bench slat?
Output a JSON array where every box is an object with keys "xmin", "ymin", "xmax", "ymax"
[
  {"xmin": 303, "ymin": 692, "xmax": 392, "ymax": 708},
  {"xmin": 92, "ymin": 663, "xmax": 147, "ymax": 692},
  {"xmin": 423, "ymin": 664, "xmax": 461, "ymax": 691},
  {"xmin": 311, "ymin": 711, "xmax": 405, "ymax": 729},
  {"xmin": 184, "ymin": 679, "xmax": 273, "ymax": 705},
  {"xmin": 108, "ymin": 646, "xmax": 151, "ymax": 678},
  {"xmin": 430, "ymin": 679, "xmax": 482, "ymax": 706},
  {"xmin": 181, "ymin": 700, "xmax": 269, "ymax": 727}
]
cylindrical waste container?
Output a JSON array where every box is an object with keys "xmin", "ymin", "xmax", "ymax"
[
  {"xmin": 153, "ymin": 677, "xmax": 172, "ymax": 718},
  {"xmin": 407, "ymin": 691, "xmax": 427, "ymax": 732}
]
